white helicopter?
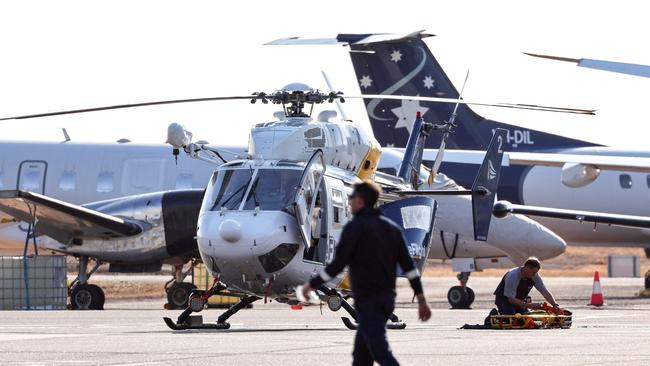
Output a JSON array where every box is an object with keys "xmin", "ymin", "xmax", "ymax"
[{"xmin": 161, "ymin": 84, "xmax": 506, "ymax": 330}]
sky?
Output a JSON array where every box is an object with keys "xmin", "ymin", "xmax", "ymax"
[{"xmin": 0, "ymin": 1, "xmax": 649, "ymax": 149}]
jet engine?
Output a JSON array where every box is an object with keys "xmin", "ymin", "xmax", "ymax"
[{"xmin": 561, "ymin": 162, "xmax": 601, "ymax": 188}]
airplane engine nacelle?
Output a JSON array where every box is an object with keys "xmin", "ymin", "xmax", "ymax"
[
  {"xmin": 561, "ymin": 162, "xmax": 600, "ymax": 188},
  {"xmin": 80, "ymin": 189, "xmax": 203, "ymax": 263}
]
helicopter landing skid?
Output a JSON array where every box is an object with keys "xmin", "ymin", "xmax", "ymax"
[
  {"xmin": 163, "ymin": 316, "xmax": 231, "ymax": 330},
  {"xmin": 341, "ymin": 316, "xmax": 407, "ymax": 330},
  {"xmin": 334, "ymin": 289, "xmax": 407, "ymax": 330}
]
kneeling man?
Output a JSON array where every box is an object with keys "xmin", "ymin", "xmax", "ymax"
[{"xmin": 494, "ymin": 257, "xmax": 558, "ymax": 315}]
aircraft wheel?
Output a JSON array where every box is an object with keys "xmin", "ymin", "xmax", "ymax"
[
  {"xmin": 466, "ymin": 287, "xmax": 475, "ymax": 308},
  {"xmin": 447, "ymin": 286, "xmax": 470, "ymax": 309},
  {"xmin": 70, "ymin": 284, "xmax": 105, "ymax": 310},
  {"xmin": 166, "ymin": 282, "xmax": 197, "ymax": 310}
]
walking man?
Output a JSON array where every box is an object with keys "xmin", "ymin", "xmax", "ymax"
[{"xmin": 302, "ymin": 181, "xmax": 431, "ymax": 366}]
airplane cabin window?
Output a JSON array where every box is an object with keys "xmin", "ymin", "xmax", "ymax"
[
  {"xmin": 97, "ymin": 172, "xmax": 114, "ymax": 193},
  {"xmin": 647, "ymin": 175, "xmax": 650, "ymax": 188},
  {"xmin": 619, "ymin": 174, "xmax": 632, "ymax": 189},
  {"xmin": 59, "ymin": 171, "xmax": 76, "ymax": 191},
  {"xmin": 175, "ymin": 173, "xmax": 193, "ymax": 189}
]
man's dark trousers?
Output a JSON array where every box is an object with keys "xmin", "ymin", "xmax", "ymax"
[{"xmin": 352, "ymin": 293, "xmax": 399, "ymax": 366}]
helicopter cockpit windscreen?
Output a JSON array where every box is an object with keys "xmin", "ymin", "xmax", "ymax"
[
  {"xmin": 202, "ymin": 167, "xmax": 303, "ymax": 212},
  {"xmin": 204, "ymin": 169, "xmax": 253, "ymax": 211},
  {"xmin": 242, "ymin": 169, "xmax": 302, "ymax": 211}
]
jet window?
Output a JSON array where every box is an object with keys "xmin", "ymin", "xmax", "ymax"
[
  {"xmin": 619, "ymin": 174, "xmax": 632, "ymax": 189},
  {"xmin": 175, "ymin": 173, "xmax": 193, "ymax": 189},
  {"xmin": 59, "ymin": 171, "xmax": 76, "ymax": 192},
  {"xmin": 242, "ymin": 169, "xmax": 302, "ymax": 211},
  {"xmin": 97, "ymin": 172, "xmax": 114, "ymax": 193},
  {"xmin": 204, "ymin": 169, "xmax": 253, "ymax": 211},
  {"xmin": 646, "ymin": 175, "xmax": 650, "ymax": 188}
]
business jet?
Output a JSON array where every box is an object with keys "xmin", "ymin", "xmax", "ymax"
[{"xmin": 273, "ymin": 31, "xmax": 650, "ymax": 256}]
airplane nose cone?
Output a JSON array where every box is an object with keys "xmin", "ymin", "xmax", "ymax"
[
  {"xmin": 526, "ymin": 220, "xmax": 566, "ymax": 260},
  {"xmin": 489, "ymin": 214, "xmax": 566, "ymax": 264},
  {"xmin": 219, "ymin": 219, "xmax": 242, "ymax": 243}
]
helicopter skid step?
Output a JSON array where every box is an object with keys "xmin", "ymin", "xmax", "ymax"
[
  {"xmin": 341, "ymin": 317, "xmax": 407, "ymax": 330},
  {"xmin": 163, "ymin": 317, "xmax": 231, "ymax": 331}
]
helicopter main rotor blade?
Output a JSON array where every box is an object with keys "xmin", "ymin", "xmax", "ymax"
[
  {"xmin": 346, "ymin": 94, "xmax": 596, "ymax": 115},
  {"xmin": 0, "ymin": 96, "xmax": 255, "ymax": 121},
  {"xmin": 0, "ymin": 91, "xmax": 596, "ymax": 121}
]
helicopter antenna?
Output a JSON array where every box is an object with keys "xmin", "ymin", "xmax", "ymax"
[
  {"xmin": 61, "ymin": 128, "xmax": 71, "ymax": 143},
  {"xmin": 321, "ymin": 71, "xmax": 349, "ymax": 121},
  {"xmin": 427, "ymin": 70, "xmax": 470, "ymax": 185}
]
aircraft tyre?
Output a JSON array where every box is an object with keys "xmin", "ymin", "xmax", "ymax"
[
  {"xmin": 447, "ymin": 285, "xmax": 472, "ymax": 309},
  {"xmin": 466, "ymin": 287, "xmax": 475, "ymax": 307},
  {"xmin": 167, "ymin": 282, "xmax": 197, "ymax": 310},
  {"xmin": 70, "ymin": 284, "xmax": 105, "ymax": 310}
]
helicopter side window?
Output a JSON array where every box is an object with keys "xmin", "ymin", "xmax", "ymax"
[
  {"xmin": 242, "ymin": 169, "xmax": 302, "ymax": 211},
  {"xmin": 305, "ymin": 186, "xmax": 328, "ymax": 263},
  {"xmin": 203, "ymin": 169, "xmax": 253, "ymax": 211}
]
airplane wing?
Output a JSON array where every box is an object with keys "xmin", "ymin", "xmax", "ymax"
[
  {"xmin": 418, "ymin": 149, "xmax": 650, "ymax": 173},
  {"xmin": 504, "ymin": 152, "xmax": 650, "ymax": 173},
  {"xmin": 493, "ymin": 200, "xmax": 650, "ymax": 229},
  {"xmin": 0, "ymin": 190, "xmax": 143, "ymax": 244},
  {"xmin": 524, "ymin": 53, "xmax": 650, "ymax": 79}
]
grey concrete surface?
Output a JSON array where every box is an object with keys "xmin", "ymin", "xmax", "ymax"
[{"xmin": 0, "ymin": 277, "xmax": 648, "ymax": 365}]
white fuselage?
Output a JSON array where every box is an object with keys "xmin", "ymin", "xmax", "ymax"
[
  {"xmin": 521, "ymin": 148, "xmax": 650, "ymax": 247},
  {"xmin": 419, "ymin": 146, "xmax": 650, "ymax": 249}
]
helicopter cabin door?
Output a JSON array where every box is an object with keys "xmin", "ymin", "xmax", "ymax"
[{"xmin": 294, "ymin": 150, "xmax": 326, "ymax": 260}]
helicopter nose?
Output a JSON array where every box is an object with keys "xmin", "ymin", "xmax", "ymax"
[{"xmin": 219, "ymin": 219, "xmax": 242, "ymax": 243}]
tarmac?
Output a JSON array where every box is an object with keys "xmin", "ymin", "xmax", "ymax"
[{"xmin": 0, "ymin": 277, "xmax": 649, "ymax": 365}]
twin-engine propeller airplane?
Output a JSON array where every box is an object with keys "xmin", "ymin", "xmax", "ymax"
[{"xmin": 161, "ymin": 85, "xmax": 507, "ymax": 330}]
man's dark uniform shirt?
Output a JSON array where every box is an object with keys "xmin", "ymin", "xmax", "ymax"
[
  {"xmin": 309, "ymin": 207, "xmax": 423, "ymax": 298},
  {"xmin": 493, "ymin": 267, "xmax": 551, "ymax": 314}
]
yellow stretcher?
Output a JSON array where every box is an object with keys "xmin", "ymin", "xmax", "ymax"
[
  {"xmin": 490, "ymin": 305, "xmax": 572, "ymax": 329},
  {"xmin": 193, "ymin": 263, "xmax": 240, "ymax": 308}
]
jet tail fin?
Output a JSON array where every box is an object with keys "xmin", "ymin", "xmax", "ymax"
[{"xmin": 471, "ymin": 128, "xmax": 507, "ymax": 241}]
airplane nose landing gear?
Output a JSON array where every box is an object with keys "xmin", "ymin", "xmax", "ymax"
[
  {"xmin": 69, "ymin": 256, "xmax": 105, "ymax": 310},
  {"xmin": 447, "ymin": 272, "xmax": 475, "ymax": 309},
  {"xmin": 70, "ymin": 283, "xmax": 105, "ymax": 310}
]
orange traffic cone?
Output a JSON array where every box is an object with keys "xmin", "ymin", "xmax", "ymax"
[{"xmin": 589, "ymin": 271, "xmax": 605, "ymax": 306}]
